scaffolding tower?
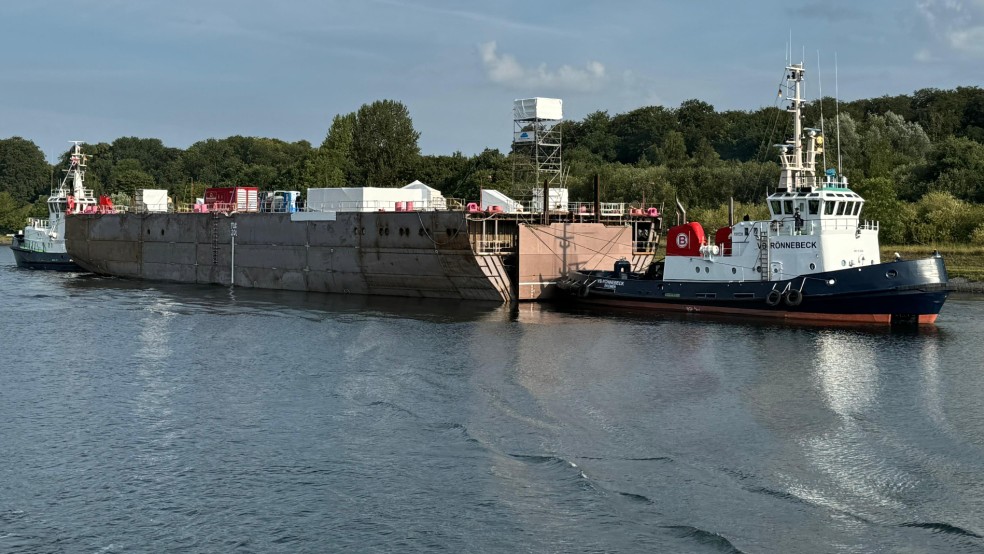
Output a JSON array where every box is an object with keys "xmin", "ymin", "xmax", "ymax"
[{"xmin": 511, "ymin": 97, "xmax": 563, "ymax": 195}]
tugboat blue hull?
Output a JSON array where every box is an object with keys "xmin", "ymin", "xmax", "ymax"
[{"xmin": 558, "ymin": 257, "xmax": 949, "ymax": 325}]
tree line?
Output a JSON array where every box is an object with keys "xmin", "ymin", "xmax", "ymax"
[{"xmin": 2, "ymin": 87, "xmax": 984, "ymax": 244}]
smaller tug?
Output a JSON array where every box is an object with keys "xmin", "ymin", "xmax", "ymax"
[
  {"xmin": 558, "ymin": 62, "xmax": 949, "ymax": 324},
  {"xmin": 12, "ymin": 142, "xmax": 111, "ymax": 271}
]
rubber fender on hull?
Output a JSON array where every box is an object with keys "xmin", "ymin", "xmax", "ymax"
[
  {"xmin": 784, "ymin": 288, "xmax": 803, "ymax": 307},
  {"xmin": 765, "ymin": 289, "xmax": 782, "ymax": 306}
]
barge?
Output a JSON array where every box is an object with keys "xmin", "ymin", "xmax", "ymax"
[{"xmin": 64, "ymin": 186, "xmax": 661, "ymax": 302}]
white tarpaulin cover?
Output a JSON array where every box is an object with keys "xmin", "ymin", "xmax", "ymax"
[
  {"xmin": 306, "ymin": 187, "xmax": 425, "ymax": 212},
  {"xmin": 513, "ymin": 97, "xmax": 563, "ymax": 121},
  {"xmin": 402, "ymin": 180, "xmax": 447, "ymax": 210},
  {"xmin": 481, "ymin": 189, "xmax": 524, "ymax": 213},
  {"xmin": 531, "ymin": 188, "xmax": 569, "ymax": 212}
]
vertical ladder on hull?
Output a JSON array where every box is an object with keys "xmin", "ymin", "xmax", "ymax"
[
  {"xmin": 757, "ymin": 232, "xmax": 770, "ymax": 280},
  {"xmin": 211, "ymin": 213, "xmax": 219, "ymax": 265}
]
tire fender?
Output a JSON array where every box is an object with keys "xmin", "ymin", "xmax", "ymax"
[
  {"xmin": 765, "ymin": 289, "xmax": 782, "ymax": 306},
  {"xmin": 784, "ymin": 288, "xmax": 803, "ymax": 307}
]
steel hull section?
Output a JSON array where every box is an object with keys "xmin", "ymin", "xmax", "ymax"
[
  {"xmin": 65, "ymin": 212, "xmax": 511, "ymax": 301},
  {"xmin": 513, "ymin": 222, "xmax": 651, "ymax": 301},
  {"xmin": 560, "ymin": 257, "xmax": 949, "ymax": 324}
]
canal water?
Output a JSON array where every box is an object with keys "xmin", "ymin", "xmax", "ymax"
[{"xmin": 2, "ymin": 247, "xmax": 983, "ymax": 553}]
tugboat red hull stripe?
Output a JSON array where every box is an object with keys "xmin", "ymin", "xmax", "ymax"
[{"xmin": 573, "ymin": 297, "xmax": 939, "ymax": 325}]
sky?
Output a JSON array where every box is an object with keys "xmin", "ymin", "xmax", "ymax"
[{"xmin": 2, "ymin": 0, "xmax": 983, "ymax": 163}]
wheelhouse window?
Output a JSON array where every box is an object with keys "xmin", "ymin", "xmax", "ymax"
[
  {"xmin": 808, "ymin": 200, "xmax": 820, "ymax": 215},
  {"xmin": 770, "ymin": 200, "xmax": 781, "ymax": 215},
  {"xmin": 837, "ymin": 202, "xmax": 847, "ymax": 216},
  {"xmin": 853, "ymin": 203, "xmax": 862, "ymax": 216},
  {"xmin": 783, "ymin": 200, "xmax": 794, "ymax": 214},
  {"xmin": 824, "ymin": 201, "xmax": 836, "ymax": 215}
]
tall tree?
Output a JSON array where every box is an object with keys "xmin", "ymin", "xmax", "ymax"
[
  {"xmin": 0, "ymin": 191, "xmax": 34, "ymax": 233},
  {"xmin": 610, "ymin": 105, "xmax": 677, "ymax": 164},
  {"xmin": 305, "ymin": 113, "xmax": 356, "ymax": 189},
  {"xmin": 351, "ymin": 100, "xmax": 421, "ymax": 187},
  {"xmin": 675, "ymin": 99, "xmax": 723, "ymax": 155},
  {"xmin": 861, "ymin": 112, "xmax": 931, "ymax": 179},
  {"xmin": 0, "ymin": 137, "xmax": 52, "ymax": 203}
]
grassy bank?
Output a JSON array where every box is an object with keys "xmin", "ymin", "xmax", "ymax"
[
  {"xmin": 883, "ymin": 245, "xmax": 984, "ymax": 282},
  {"xmin": 0, "ymin": 235, "xmax": 12, "ymax": 246}
]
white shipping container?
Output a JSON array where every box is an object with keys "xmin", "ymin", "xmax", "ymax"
[
  {"xmin": 135, "ymin": 189, "xmax": 169, "ymax": 213},
  {"xmin": 236, "ymin": 188, "xmax": 259, "ymax": 212}
]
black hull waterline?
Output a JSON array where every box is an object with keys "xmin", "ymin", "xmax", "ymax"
[
  {"xmin": 559, "ymin": 257, "xmax": 949, "ymax": 324},
  {"xmin": 10, "ymin": 244, "xmax": 83, "ymax": 272}
]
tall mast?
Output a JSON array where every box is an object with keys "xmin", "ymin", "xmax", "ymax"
[
  {"xmin": 787, "ymin": 63, "xmax": 804, "ymax": 174},
  {"xmin": 776, "ymin": 63, "xmax": 810, "ymax": 192}
]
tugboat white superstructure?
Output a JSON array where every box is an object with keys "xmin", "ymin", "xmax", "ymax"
[
  {"xmin": 558, "ymin": 62, "xmax": 949, "ymax": 324},
  {"xmin": 11, "ymin": 141, "xmax": 105, "ymax": 271}
]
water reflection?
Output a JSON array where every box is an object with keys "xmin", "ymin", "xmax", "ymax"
[
  {"xmin": 813, "ymin": 331, "xmax": 879, "ymax": 418},
  {"xmin": 61, "ymin": 274, "xmax": 507, "ymax": 324},
  {"xmin": 134, "ymin": 296, "xmax": 179, "ymax": 469}
]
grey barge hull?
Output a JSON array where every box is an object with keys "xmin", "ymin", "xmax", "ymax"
[{"xmin": 64, "ymin": 211, "xmax": 656, "ymax": 302}]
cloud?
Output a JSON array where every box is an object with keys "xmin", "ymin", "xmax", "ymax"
[
  {"xmin": 917, "ymin": 0, "xmax": 984, "ymax": 57},
  {"xmin": 478, "ymin": 42, "xmax": 606, "ymax": 92}
]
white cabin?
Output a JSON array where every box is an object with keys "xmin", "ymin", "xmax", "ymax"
[{"xmin": 663, "ymin": 62, "xmax": 881, "ymax": 283}]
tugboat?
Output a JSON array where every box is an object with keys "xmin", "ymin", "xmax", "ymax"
[
  {"xmin": 11, "ymin": 141, "xmax": 107, "ymax": 271},
  {"xmin": 557, "ymin": 62, "xmax": 949, "ymax": 324}
]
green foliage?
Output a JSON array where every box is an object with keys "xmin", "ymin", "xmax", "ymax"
[
  {"xmin": 415, "ymin": 148, "xmax": 509, "ymax": 202},
  {"xmin": 853, "ymin": 177, "xmax": 908, "ymax": 243},
  {"xmin": 179, "ymin": 136, "xmax": 310, "ymax": 193},
  {"xmin": 970, "ymin": 224, "xmax": 984, "ymax": 246},
  {"xmin": 676, "ymin": 99, "xmax": 723, "ymax": 155},
  {"xmin": 351, "ymin": 100, "xmax": 421, "ymax": 187},
  {"xmin": 717, "ymin": 108, "xmax": 782, "ymax": 161},
  {"xmin": 0, "ymin": 191, "xmax": 26, "ymax": 233},
  {"xmin": 689, "ymin": 202, "xmax": 770, "ymax": 232},
  {"xmin": 909, "ymin": 191, "xmax": 982, "ymax": 244},
  {"xmin": 113, "ymin": 168, "xmax": 157, "ymax": 193},
  {"xmin": 904, "ymin": 136, "xmax": 984, "ymax": 202},
  {"xmin": 820, "ymin": 112, "xmax": 861, "ymax": 174},
  {"xmin": 76, "ymin": 142, "xmax": 114, "ymax": 194},
  {"xmin": 563, "ymin": 111, "xmax": 617, "ymax": 162},
  {"xmin": 650, "ymin": 130, "xmax": 687, "ymax": 167},
  {"xmin": 860, "ymin": 112, "xmax": 931, "ymax": 179},
  {"xmin": 110, "ymin": 192, "xmax": 133, "ymax": 210},
  {"xmin": 304, "ymin": 113, "xmax": 356, "ymax": 190},
  {"xmin": 109, "ymin": 137, "xmax": 182, "ymax": 185},
  {"xmin": 610, "ymin": 105, "xmax": 677, "ymax": 163},
  {"xmin": 0, "ymin": 137, "xmax": 52, "ymax": 203}
]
